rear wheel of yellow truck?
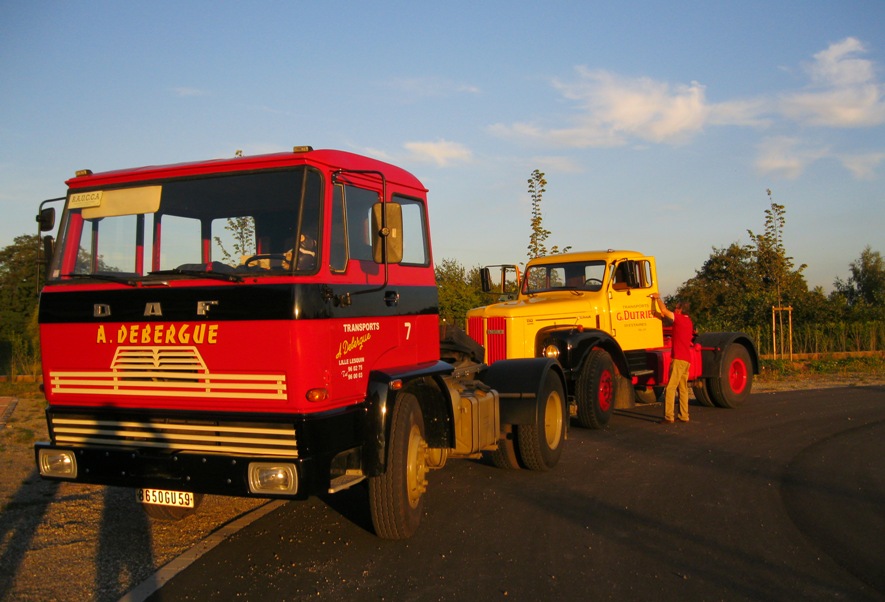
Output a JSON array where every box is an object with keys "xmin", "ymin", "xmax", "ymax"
[{"xmin": 369, "ymin": 391, "xmax": 428, "ymax": 539}]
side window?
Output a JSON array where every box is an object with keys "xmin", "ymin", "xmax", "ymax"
[
  {"xmin": 329, "ymin": 184, "xmax": 380, "ymax": 271},
  {"xmin": 638, "ymin": 260, "xmax": 654, "ymax": 288},
  {"xmin": 396, "ymin": 195, "xmax": 429, "ymax": 266},
  {"xmin": 330, "ymin": 185, "xmax": 347, "ymax": 272},
  {"xmin": 613, "ymin": 260, "xmax": 653, "ymax": 290}
]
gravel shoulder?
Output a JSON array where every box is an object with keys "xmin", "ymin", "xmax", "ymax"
[{"xmin": 2, "ymin": 371, "xmax": 884, "ymax": 601}]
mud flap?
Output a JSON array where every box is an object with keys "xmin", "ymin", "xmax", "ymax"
[{"xmin": 614, "ymin": 373, "xmax": 635, "ymax": 410}]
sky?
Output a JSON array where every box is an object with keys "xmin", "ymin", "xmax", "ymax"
[{"xmin": 2, "ymin": 1, "xmax": 883, "ymax": 294}]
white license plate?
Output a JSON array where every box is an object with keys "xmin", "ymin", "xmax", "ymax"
[{"xmin": 136, "ymin": 488, "xmax": 195, "ymax": 508}]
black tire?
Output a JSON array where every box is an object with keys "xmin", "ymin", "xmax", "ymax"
[
  {"xmin": 692, "ymin": 379, "xmax": 716, "ymax": 407},
  {"xmin": 141, "ymin": 493, "xmax": 204, "ymax": 521},
  {"xmin": 708, "ymin": 343, "xmax": 753, "ymax": 408},
  {"xmin": 517, "ymin": 371, "xmax": 566, "ymax": 471},
  {"xmin": 575, "ymin": 349, "xmax": 616, "ymax": 429},
  {"xmin": 486, "ymin": 426, "xmax": 522, "ymax": 470},
  {"xmin": 368, "ymin": 391, "xmax": 428, "ymax": 539}
]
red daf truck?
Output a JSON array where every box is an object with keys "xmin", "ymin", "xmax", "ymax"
[{"xmin": 34, "ymin": 147, "xmax": 566, "ymax": 539}]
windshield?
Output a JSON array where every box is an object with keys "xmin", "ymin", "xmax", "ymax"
[
  {"xmin": 524, "ymin": 260, "xmax": 607, "ymax": 294},
  {"xmin": 49, "ymin": 168, "xmax": 322, "ymax": 281}
]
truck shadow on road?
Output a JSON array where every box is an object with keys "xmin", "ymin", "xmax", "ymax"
[
  {"xmin": 0, "ymin": 470, "xmax": 156, "ymax": 602},
  {"xmin": 0, "ymin": 469, "xmax": 59, "ymax": 600}
]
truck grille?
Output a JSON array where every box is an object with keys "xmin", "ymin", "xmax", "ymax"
[
  {"xmin": 48, "ymin": 346, "xmax": 287, "ymax": 401},
  {"xmin": 467, "ymin": 316, "xmax": 507, "ymax": 364},
  {"xmin": 48, "ymin": 413, "xmax": 299, "ymax": 457}
]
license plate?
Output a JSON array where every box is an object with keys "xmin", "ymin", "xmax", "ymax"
[{"xmin": 136, "ymin": 488, "xmax": 195, "ymax": 508}]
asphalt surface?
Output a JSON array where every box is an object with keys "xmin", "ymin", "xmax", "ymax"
[{"xmin": 139, "ymin": 386, "xmax": 885, "ymax": 601}]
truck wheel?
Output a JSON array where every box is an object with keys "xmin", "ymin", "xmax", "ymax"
[
  {"xmin": 486, "ymin": 426, "xmax": 522, "ymax": 470},
  {"xmin": 575, "ymin": 348, "xmax": 616, "ymax": 429},
  {"xmin": 708, "ymin": 343, "xmax": 753, "ymax": 408},
  {"xmin": 691, "ymin": 380, "xmax": 716, "ymax": 407},
  {"xmin": 141, "ymin": 493, "xmax": 204, "ymax": 521},
  {"xmin": 368, "ymin": 391, "xmax": 428, "ymax": 539},
  {"xmin": 517, "ymin": 371, "xmax": 566, "ymax": 471}
]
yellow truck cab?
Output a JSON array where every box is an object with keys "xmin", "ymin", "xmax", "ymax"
[{"xmin": 468, "ymin": 250, "xmax": 758, "ymax": 429}]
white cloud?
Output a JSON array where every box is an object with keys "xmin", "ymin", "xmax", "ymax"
[
  {"xmin": 807, "ymin": 37, "xmax": 874, "ymax": 87},
  {"xmin": 490, "ymin": 37, "xmax": 884, "ymax": 182},
  {"xmin": 492, "ymin": 67, "xmax": 757, "ymax": 148},
  {"xmin": 839, "ymin": 152, "xmax": 885, "ymax": 179},
  {"xmin": 780, "ymin": 37, "xmax": 885, "ymax": 127},
  {"xmin": 755, "ymin": 137, "xmax": 829, "ymax": 179},
  {"xmin": 403, "ymin": 139, "xmax": 472, "ymax": 167}
]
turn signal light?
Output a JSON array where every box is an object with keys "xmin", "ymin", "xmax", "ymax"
[{"xmin": 306, "ymin": 388, "xmax": 328, "ymax": 402}]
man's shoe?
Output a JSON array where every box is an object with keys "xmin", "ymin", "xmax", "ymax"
[
  {"xmin": 677, "ymin": 418, "xmax": 690, "ymax": 423},
  {"xmin": 658, "ymin": 418, "xmax": 675, "ymax": 424}
]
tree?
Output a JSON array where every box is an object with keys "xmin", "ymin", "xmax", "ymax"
[
  {"xmin": 214, "ymin": 216, "xmax": 256, "ymax": 264},
  {"xmin": 0, "ymin": 234, "xmax": 43, "ymax": 376},
  {"xmin": 677, "ymin": 192, "xmax": 818, "ymax": 331},
  {"xmin": 832, "ymin": 246, "xmax": 885, "ymax": 320},
  {"xmin": 745, "ymin": 190, "xmax": 807, "ymax": 309},
  {"xmin": 0, "ymin": 235, "xmax": 42, "ymax": 342},
  {"xmin": 676, "ymin": 243, "xmax": 762, "ymax": 330},
  {"xmin": 435, "ymin": 258, "xmax": 485, "ymax": 328},
  {"xmin": 526, "ymin": 170, "xmax": 570, "ymax": 261}
]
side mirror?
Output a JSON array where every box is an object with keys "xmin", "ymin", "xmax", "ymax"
[
  {"xmin": 37, "ymin": 207, "xmax": 56, "ymax": 232},
  {"xmin": 371, "ymin": 202, "xmax": 403, "ymax": 264},
  {"xmin": 480, "ymin": 267, "xmax": 492, "ymax": 293}
]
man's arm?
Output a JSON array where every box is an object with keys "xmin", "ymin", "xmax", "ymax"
[{"xmin": 650, "ymin": 293, "xmax": 674, "ymax": 321}]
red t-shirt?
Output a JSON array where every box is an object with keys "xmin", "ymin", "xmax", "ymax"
[{"xmin": 671, "ymin": 311, "xmax": 694, "ymax": 362}]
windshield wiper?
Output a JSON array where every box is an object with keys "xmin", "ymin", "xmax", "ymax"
[
  {"xmin": 61, "ymin": 273, "xmax": 140, "ymax": 287},
  {"xmin": 148, "ymin": 268, "xmax": 243, "ymax": 283}
]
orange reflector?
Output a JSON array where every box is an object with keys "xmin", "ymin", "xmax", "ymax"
[
  {"xmin": 390, "ymin": 379, "xmax": 403, "ymax": 391},
  {"xmin": 305, "ymin": 388, "xmax": 328, "ymax": 402}
]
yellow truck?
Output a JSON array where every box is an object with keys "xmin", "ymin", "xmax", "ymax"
[{"xmin": 467, "ymin": 250, "xmax": 758, "ymax": 431}]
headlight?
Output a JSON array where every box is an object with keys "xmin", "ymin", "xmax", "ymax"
[
  {"xmin": 542, "ymin": 344, "xmax": 561, "ymax": 359},
  {"xmin": 38, "ymin": 449, "xmax": 78, "ymax": 478},
  {"xmin": 248, "ymin": 462, "xmax": 298, "ymax": 494}
]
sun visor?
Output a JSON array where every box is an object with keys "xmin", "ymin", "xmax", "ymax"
[{"xmin": 76, "ymin": 185, "xmax": 162, "ymax": 219}]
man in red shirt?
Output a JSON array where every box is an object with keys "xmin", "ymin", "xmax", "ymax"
[{"xmin": 651, "ymin": 293, "xmax": 694, "ymax": 424}]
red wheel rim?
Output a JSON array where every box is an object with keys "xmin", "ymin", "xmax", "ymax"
[
  {"xmin": 728, "ymin": 359, "xmax": 747, "ymax": 394},
  {"xmin": 598, "ymin": 370, "xmax": 613, "ymax": 412}
]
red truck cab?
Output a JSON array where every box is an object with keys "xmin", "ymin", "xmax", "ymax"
[{"xmin": 36, "ymin": 147, "xmax": 441, "ymax": 510}]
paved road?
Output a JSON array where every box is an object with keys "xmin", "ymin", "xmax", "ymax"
[{"xmin": 142, "ymin": 386, "xmax": 885, "ymax": 601}]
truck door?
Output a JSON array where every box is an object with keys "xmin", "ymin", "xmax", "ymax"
[{"xmin": 608, "ymin": 258, "xmax": 663, "ymax": 351}]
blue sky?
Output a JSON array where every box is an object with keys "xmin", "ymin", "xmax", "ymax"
[{"xmin": 2, "ymin": 1, "xmax": 883, "ymax": 294}]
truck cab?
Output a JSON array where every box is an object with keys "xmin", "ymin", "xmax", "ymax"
[
  {"xmin": 469, "ymin": 250, "xmax": 663, "ymax": 364},
  {"xmin": 469, "ymin": 250, "xmax": 758, "ymax": 429}
]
